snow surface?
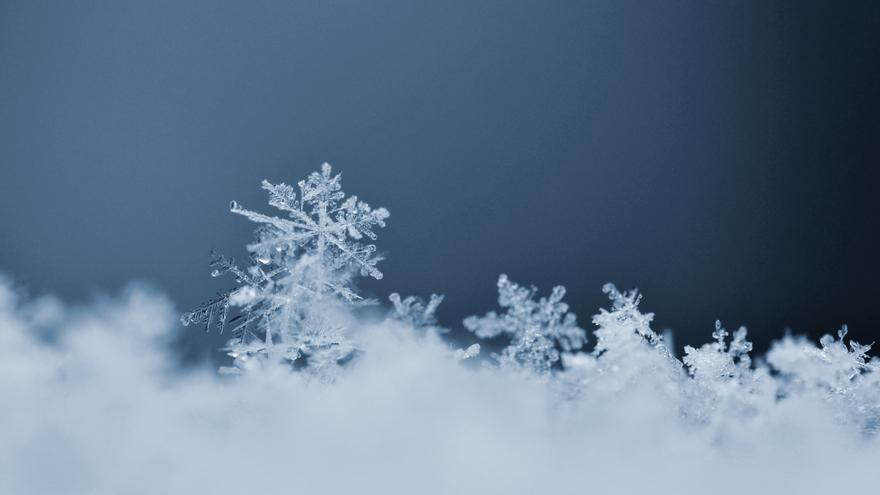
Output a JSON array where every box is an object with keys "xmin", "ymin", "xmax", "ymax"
[{"xmin": 1, "ymin": 277, "xmax": 878, "ymax": 495}]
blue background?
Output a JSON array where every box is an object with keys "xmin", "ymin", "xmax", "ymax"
[{"xmin": 1, "ymin": 1, "xmax": 877, "ymax": 359}]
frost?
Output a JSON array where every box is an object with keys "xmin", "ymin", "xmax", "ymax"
[
  {"xmin": 183, "ymin": 163, "xmax": 388, "ymax": 377},
  {"xmin": 464, "ymin": 274, "xmax": 586, "ymax": 374}
]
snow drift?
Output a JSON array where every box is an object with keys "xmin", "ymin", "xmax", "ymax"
[{"xmin": 1, "ymin": 277, "xmax": 877, "ymax": 495}]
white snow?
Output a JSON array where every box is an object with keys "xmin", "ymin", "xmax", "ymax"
[{"xmin": 1, "ymin": 277, "xmax": 878, "ymax": 495}]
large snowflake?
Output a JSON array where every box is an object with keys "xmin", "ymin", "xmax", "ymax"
[
  {"xmin": 182, "ymin": 163, "xmax": 389, "ymax": 374},
  {"xmin": 231, "ymin": 162, "xmax": 389, "ymax": 281}
]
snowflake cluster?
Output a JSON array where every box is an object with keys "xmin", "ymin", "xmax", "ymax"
[{"xmin": 183, "ymin": 163, "xmax": 879, "ymax": 437}]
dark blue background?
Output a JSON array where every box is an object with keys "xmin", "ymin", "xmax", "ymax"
[{"xmin": 1, "ymin": 1, "xmax": 877, "ymax": 359}]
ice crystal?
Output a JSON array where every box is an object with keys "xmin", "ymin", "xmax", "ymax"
[
  {"xmin": 464, "ymin": 274, "xmax": 586, "ymax": 374},
  {"xmin": 232, "ymin": 163, "xmax": 389, "ymax": 282},
  {"xmin": 176, "ymin": 164, "xmax": 880, "ymax": 439},
  {"xmin": 767, "ymin": 325, "xmax": 880, "ymax": 433},
  {"xmin": 388, "ymin": 292, "xmax": 445, "ymax": 330},
  {"xmin": 683, "ymin": 320, "xmax": 753, "ymax": 383},
  {"xmin": 681, "ymin": 321, "xmax": 769, "ymax": 428},
  {"xmin": 183, "ymin": 163, "xmax": 388, "ymax": 376},
  {"xmin": 592, "ymin": 283, "xmax": 663, "ymax": 353},
  {"xmin": 559, "ymin": 283, "xmax": 680, "ymax": 400}
]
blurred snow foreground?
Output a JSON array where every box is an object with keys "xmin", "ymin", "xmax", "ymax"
[{"xmin": 2, "ymin": 165, "xmax": 879, "ymax": 495}]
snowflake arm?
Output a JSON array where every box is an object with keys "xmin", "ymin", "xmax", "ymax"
[
  {"xmin": 389, "ymin": 293, "xmax": 445, "ymax": 328},
  {"xmin": 181, "ymin": 291, "xmax": 230, "ymax": 334}
]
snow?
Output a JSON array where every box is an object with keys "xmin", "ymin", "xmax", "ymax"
[
  {"xmin": 3, "ymin": 164, "xmax": 879, "ymax": 494},
  {"xmin": 1, "ymin": 277, "xmax": 878, "ymax": 495}
]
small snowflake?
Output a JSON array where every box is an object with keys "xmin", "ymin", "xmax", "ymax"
[
  {"xmin": 464, "ymin": 274, "xmax": 586, "ymax": 374},
  {"xmin": 388, "ymin": 293, "xmax": 445, "ymax": 329}
]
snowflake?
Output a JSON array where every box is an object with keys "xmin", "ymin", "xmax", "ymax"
[
  {"xmin": 683, "ymin": 320, "xmax": 753, "ymax": 383},
  {"xmin": 809, "ymin": 325, "xmax": 875, "ymax": 383},
  {"xmin": 768, "ymin": 325, "xmax": 877, "ymax": 392},
  {"xmin": 182, "ymin": 163, "xmax": 389, "ymax": 376},
  {"xmin": 388, "ymin": 292, "xmax": 445, "ymax": 329},
  {"xmin": 231, "ymin": 162, "xmax": 389, "ymax": 282},
  {"xmin": 592, "ymin": 283, "xmax": 661, "ymax": 353},
  {"xmin": 464, "ymin": 274, "xmax": 586, "ymax": 374},
  {"xmin": 563, "ymin": 283, "xmax": 681, "ymax": 400},
  {"xmin": 680, "ymin": 320, "xmax": 766, "ymax": 427},
  {"xmin": 767, "ymin": 325, "xmax": 880, "ymax": 433}
]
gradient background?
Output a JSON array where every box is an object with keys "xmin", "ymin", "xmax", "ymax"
[{"xmin": 1, "ymin": 1, "xmax": 877, "ymax": 360}]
